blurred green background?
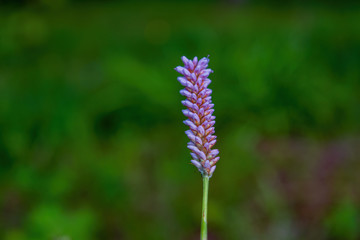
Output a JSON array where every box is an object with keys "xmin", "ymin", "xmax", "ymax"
[{"xmin": 1, "ymin": 0, "xmax": 360, "ymax": 239}]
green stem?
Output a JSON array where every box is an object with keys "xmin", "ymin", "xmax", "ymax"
[{"xmin": 201, "ymin": 175, "xmax": 209, "ymax": 240}]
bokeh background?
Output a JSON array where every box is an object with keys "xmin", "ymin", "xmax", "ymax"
[{"xmin": 1, "ymin": 0, "xmax": 360, "ymax": 239}]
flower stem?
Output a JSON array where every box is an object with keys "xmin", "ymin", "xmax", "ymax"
[{"xmin": 201, "ymin": 175, "xmax": 209, "ymax": 240}]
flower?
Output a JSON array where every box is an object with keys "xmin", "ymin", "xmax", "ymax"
[{"xmin": 175, "ymin": 56, "xmax": 219, "ymax": 177}]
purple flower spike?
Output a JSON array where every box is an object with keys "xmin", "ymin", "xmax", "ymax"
[{"xmin": 175, "ymin": 56, "xmax": 219, "ymax": 177}]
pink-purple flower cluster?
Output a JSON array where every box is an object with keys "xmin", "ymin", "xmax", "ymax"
[{"xmin": 175, "ymin": 56, "xmax": 219, "ymax": 177}]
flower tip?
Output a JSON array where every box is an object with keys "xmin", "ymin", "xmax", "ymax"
[
  {"xmin": 181, "ymin": 56, "xmax": 189, "ymax": 64},
  {"xmin": 191, "ymin": 160, "xmax": 202, "ymax": 169},
  {"xmin": 209, "ymin": 165, "xmax": 216, "ymax": 177},
  {"xmin": 174, "ymin": 66, "xmax": 183, "ymax": 73}
]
